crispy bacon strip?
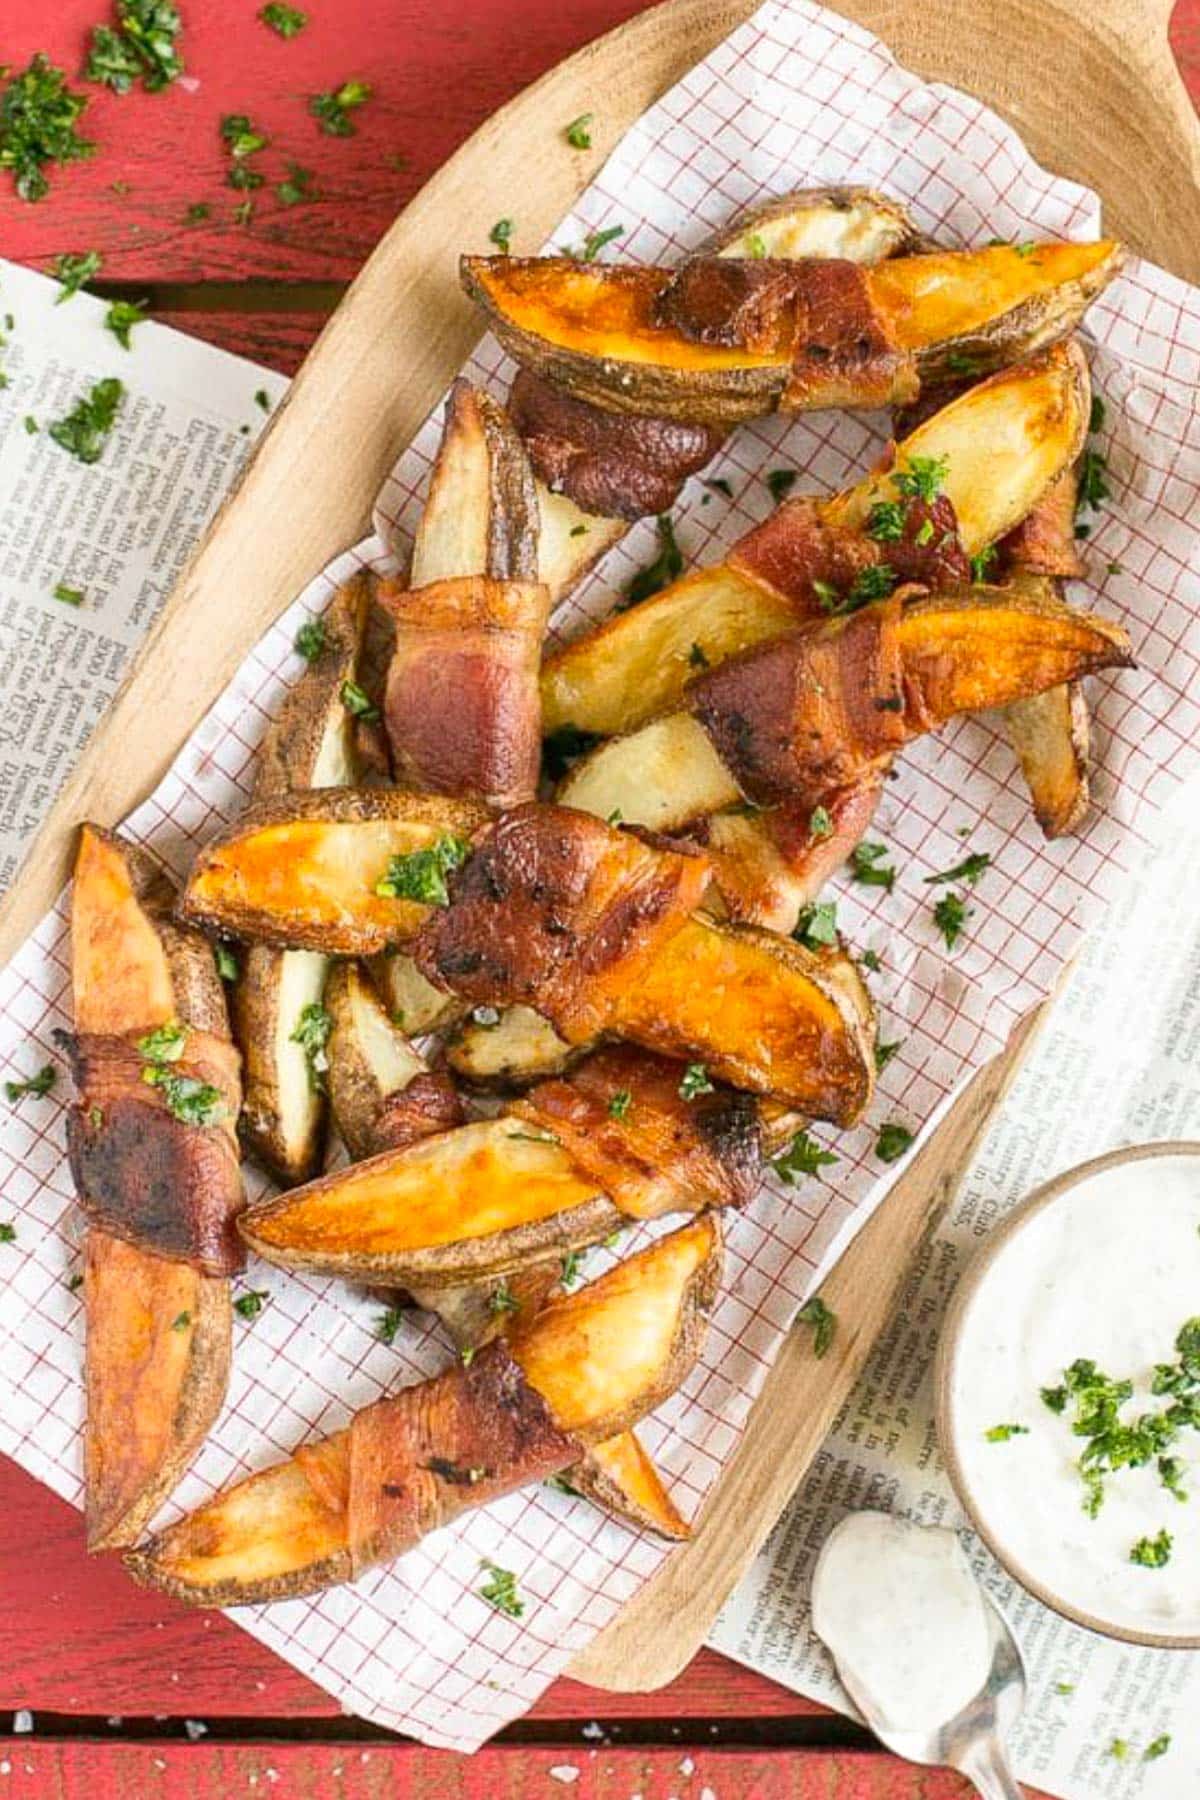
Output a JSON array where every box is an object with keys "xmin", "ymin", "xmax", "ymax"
[
  {"xmin": 695, "ymin": 778, "xmax": 886, "ymax": 929},
  {"xmin": 413, "ymin": 804, "xmax": 709, "ymax": 1042},
  {"xmin": 368, "ymin": 1070, "xmax": 465, "ymax": 1156},
  {"xmin": 61, "ymin": 1029, "xmax": 245, "ymax": 1277},
  {"xmin": 510, "ymin": 368, "xmax": 724, "ymax": 522},
  {"xmin": 348, "ymin": 1336, "xmax": 582, "ymax": 1575},
  {"xmin": 730, "ymin": 492, "xmax": 970, "ymax": 612},
  {"xmin": 513, "ymin": 1045, "xmax": 763, "ymax": 1221},
  {"xmin": 689, "ymin": 583, "xmax": 1133, "ymax": 805},
  {"xmin": 378, "ymin": 574, "xmax": 550, "ymax": 809}
]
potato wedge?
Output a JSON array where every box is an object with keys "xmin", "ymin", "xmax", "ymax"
[
  {"xmin": 540, "ymin": 343, "xmax": 1093, "ymax": 737},
  {"xmin": 699, "ymin": 780, "xmax": 884, "ymax": 932},
  {"xmin": 564, "ymin": 1428, "xmax": 690, "ymax": 1540},
  {"xmin": 1003, "ymin": 677, "xmax": 1092, "ymax": 838},
  {"xmin": 411, "ymin": 378, "xmax": 539, "ymax": 587},
  {"xmin": 324, "ymin": 961, "xmax": 450, "ymax": 1159},
  {"xmin": 368, "ymin": 949, "xmax": 463, "ymax": 1036},
  {"xmin": 710, "ymin": 185, "xmax": 920, "ymax": 263},
  {"xmin": 181, "ymin": 788, "xmax": 489, "ymax": 954},
  {"xmin": 71, "ymin": 824, "xmax": 235, "ymax": 1551},
  {"xmin": 535, "ymin": 484, "xmax": 627, "ymax": 604},
  {"xmin": 559, "ymin": 713, "xmax": 738, "ymax": 831},
  {"xmin": 462, "ymin": 240, "xmax": 1120, "ymax": 424},
  {"xmin": 126, "ymin": 1218, "xmax": 721, "ymax": 1604},
  {"xmin": 255, "ymin": 574, "xmax": 368, "ymax": 801},
  {"xmin": 445, "ymin": 1002, "xmax": 576, "ymax": 1089}
]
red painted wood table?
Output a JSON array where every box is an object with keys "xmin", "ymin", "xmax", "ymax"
[{"xmin": 2, "ymin": 3, "xmax": 1197, "ymax": 1794}]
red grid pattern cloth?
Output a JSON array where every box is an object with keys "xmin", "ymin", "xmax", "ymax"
[{"xmin": 1, "ymin": 0, "xmax": 1199, "ymax": 1752}]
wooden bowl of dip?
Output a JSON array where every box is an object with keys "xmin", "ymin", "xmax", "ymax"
[{"xmin": 935, "ymin": 1141, "xmax": 1200, "ymax": 1649}]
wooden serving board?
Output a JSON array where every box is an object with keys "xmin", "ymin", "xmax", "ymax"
[{"xmin": 1, "ymin": 0, "xmax": 1196, "ymax": 1700}]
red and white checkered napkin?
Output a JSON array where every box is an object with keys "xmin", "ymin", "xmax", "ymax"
[{"xmin": 1, "ymin": 0, "xmax": 1198, "ymax": 1751}]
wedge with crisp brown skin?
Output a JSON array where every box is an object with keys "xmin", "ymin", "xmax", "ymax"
[
  {"xmin": 70, "ymin": 824, "xmax": 235, "ymax": 1551},
  {"xmin": 540, "ymin": 342, "xmax": 1093, "ymax": 739},
  {"xmin": 565, "ymin": 1430, "xmax": 691, "ymax": 1540},
  {"xmin": 181, "ymin": 788, "xmax": 490, "ymax": 955},
  {"xmin": 125, "ymin": 1217, "xmax": 721, "ymax": 1604},
  {"xmin": 462, "ymin": 240, "xmax": 1121, "ymax": 426},
  {"xmin": 557, "ymin": 579, "xmax": 1132, "ymax": 830},
  {"xmin": 232, "ymin": 575, "xmax": 369, "ymax": 1187},
  {"xmin": 525, "ymin": 186, "xmax": 923, "ymax": 604}
]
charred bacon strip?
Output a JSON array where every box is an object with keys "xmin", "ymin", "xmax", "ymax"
[
  {"xmin": 510, "ymin": 368, "xmax": 724, "ymax": 522},
  {"xmin": 731, "ymin": 491, "xmax": 970, "ymax": 609},
  {"xmin": 379, "ymin": 575, "xmax": 550, "ymax": 810},
  {"xmin": 348, "ymin": 1336, "xmax": 583, "ymax": 1575},
  {"xmin": 689, "ymin": 582, "xmax": 1133, "ymax": 807},
  {"xmin": 413, "ymin": 803, "xmax": 709, "ymax": 1042}
]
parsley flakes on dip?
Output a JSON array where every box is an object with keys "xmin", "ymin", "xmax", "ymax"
[{"xmin": 937, "ymin": 1142, "xmax": 1200, "ymax": 1646}]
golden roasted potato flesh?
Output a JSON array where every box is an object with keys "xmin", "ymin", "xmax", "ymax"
[
  {"xmin": 446, "ymin": 1002, "xmax": 576, "ymax": 1089},
  {"xmin": 540, "ymin": 344, "xmax": 1092, "ymax": 739},
  {"xmin": 559, "ymin": 713, "xmax": 738, "ymax": 832},
  {"xmin": 240, "ymin": 1117, "xmax": 608, "ymax": 1282},
  {"xmin": 570, "ymin": 1428, "xmax": 691, "ymax": 1540},
  {"xmin": 1004, "ymin": 676, "xmax": 1091, "ymax": 838},
  {"xmin": 126, "ymin": 1219, "xmax": 720, "ymax": 1604},
  {"xmin": 411, "ymin": 379, "xmax": 539, "ymax": 588},
  {"xmin": 72, "ymin": 824, "xmax": 176, "ymax": 1034},
  {"xmin": 181, "ymin": 789, "xmax": 489, "ymax": 955},
  {"xmin": 711, "ymin": 185, "xmax": 918, "ymax": 263}
]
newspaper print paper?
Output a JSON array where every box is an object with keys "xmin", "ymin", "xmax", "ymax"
[{"xmin": 1, "ymin": 0, "xmax": 1199, "ymax": 1751}]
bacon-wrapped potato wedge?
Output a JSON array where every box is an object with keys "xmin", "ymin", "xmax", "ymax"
[
  {"xmin": 462, "ymin": 240, "xmax": 1120, "ymax": 427},
  {"xmin": 232, "ymin": 574, "xmax": 369, "ymax": 1186},
  {"xmin": 66, "ymin": 824, "xmax": 240, "ymax": 1550},
  {"xmin": 125, "ymin": 1217, "xmax": 721, "ymax": 1604},
  {"xmin": 557, "ymin": 580, "xmax": 1132, "ymax": 832},
  {"xmin": 541, "ymin": 342, "xmax": 1092, "ymax": 740}
]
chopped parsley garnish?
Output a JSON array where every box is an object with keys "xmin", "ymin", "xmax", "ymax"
[
  {"xmin": 375, "ymin": 834, "xmax": 469, "ymax": 906},
  {"xmin": 865, "ymin": 499, "xmax": 905, "ymax": 542},
  {"xmin": 808, "ymin": 805, "xmax": 832, "ymax": 839},
  {"xmin": 52, "ymin": 250, "xmax": 102, "ymax": 302},
  {"xmin": 766, "ymin": 468, "xmax": 796, "ymax": 503},
  {"xmin": 105, "ymin": 299, "xmax": 147, "ymax": 349},
  {"xmin": 793, "ymin": 900, "xmax": 838, "ymax": 949},
  {"xmin": 376, "ymin": 1305, "xmax": 403, "ymax": 1345},
  {"xmin": 541, "ymin": 725, "xmax": 601, "ymax": 782},
  {"xmin": 0, "ymin": 1222, "xmax": 15, "ymax": 1244},
  {"xmin": 214, "ymin": 943, "xmax": 238, "ymax": 982},
  {"xmin": 68, "ymin": 1272, "xmax": 84, "ymax": 1292},
  {"xmin": 260, "ymin": 3, "xmax": 307, "ymax": 36},
  {"xmin": 5, "ymin": 1064, "xmax": 57, "ymax": 1102},
  {"xmin": 874, "ymin": 1039, "xmax": 901, "ymax": 1073},
  {"xmin": 772, "ymin": 1129, "xmax": 837, "ymax": 1185},
  {"xmin": 340, "ymin": 679, "xmax": 379, "ymax": 722},
  {"xmin": 24, "ymin": 417, "xmax": 39, "ymax": 434},
  {"xmin": 985, "ymin": 1423, "xmax": 1029, "ymax": 1442},
  {"xmin": 796, "ymin": 1295, "xmax": 836, "ymax": 1358},
  {"xmin": 861, "ymin": 949, "xmax": 882, "ymax": 973},
  {"xmin": 86, "ymin": 1, "xmax": 185, "ymax": 94},
  {"xmin": 1014, "ymin": 241, "xmax": 1037, "ymax": 259},
  {"xmin": 564, "ymin": 112, "xmax": 593, "ymax": 149},
  {"xmin": 1090, "ymin": 395, "xmax": 1106, "ymax": 434},
  {"xmin": 849, "ymin": 840, "xmax": 895, "ymax": 892},
  {"xmin": 845, "ymin": 564, "xmax": 895, "ymax": 610},
  {"xmin": 560, "ymin": 1251, "xmax": 583, "ymax": 1288},
  {"xmin": 137, "ymin": 1020, "xmax": 186, "ymax": 1062},
  {"xmin": 489, "ymin": 1281, "xmax": 520, "ymax": 1317},
  {"xmin": 703, "ymin": 476, "xmax": 734, "ymax": 499},
  {"xmin": 876, "ymin": 1122, "xmax": 914, "ymax": 1163},
  {"xmin": 892, "ymin": 455, "xmax": 949, "ymax": 503},
  {"xmin": 479, "ymin": 1561, "xmax": 524, "ymax": 1618},
  {"xmin": 0, "ymin": 55, "xmax": 94, "ymax": 202},
  {"xmin": 812, "ymin": 578, "xmax": 840, "ymax": 611},
  {"xmin": 294, "ymin": 618, "xmax": 326, "ymax": 661},
  {"xmin": 1157, "ymin": 1455, "xmax": 1188, "ymax": 1502},
  {"xmin": 622, "ymin": 514, "xmax": 682, "ymax": 608},
  {"xmin": 688, "ymin": 642, "xmax": 709, "ymax": 670},
  {"xmin": 945, "ymin": 349, "xmax": 982, "ymax": 377},
  {"xmin": 924, "ymin": 850, "xmax": 990, "ymax": 887},
  {"xmin": 185, "ymin": 201, "xmax": 211, "ymax": 224},
  {"xmin": 933, "ymin": 891, "xmax": 971, "ymax": 949},
  {"xmin": 1144, "ymin": 1735, "xmax": 1171, "ymax": 1760},
  {"xmin": 969, "ymin": 545, "xmax": 998, "ymax": 584},
  {"xmin": 171, "ymin": 1310, "xmax": 191, "ymax": 1332},
  {"xmin": 141, "ymin": 1065, "xmax": 224, "ymax": 1125},
  {"xmin": 277, "ymin": 162, "xmax": 315, "ymax": 206},
  {"xmin": 489, "ymin": 217, "xmax": 514, "ymax": 252},
  {"xmin": 678, "ymin": 1063, "xmax": 713, "ymax": 1101},
  {"xmin": 255, "ymin": 389, "xmax": 270, "ymax": 411},
  {"xmin": 53, "ymin": 583, "xmax": 85, "ymax": 607},
  {"xmin": 608, "ymin": 1089, "xmax": 632, "ymax": 1121},
  {"xmin": 1077, "ymin": 447, "xmax": 1110, "ymax": 515},
  {"xmin": 1108, "ymin": 1739, "xmax": 1129, "ymax": 1761},
  {"xmin": 310, "ymin": 79, "xmax": 371, "ymax": 136},
  {"xmin": 289, "ymin": 1003, "xmax": 332, "ymax": 1092},
  {"xmin": 545, "ymin": 1472, "xmax": 580, "ymax": 1496},
  {"xmin": 1130, "ymin": 1529, "xmax": 1172, "ymax": 1568},
  {"xmin": 221, "ymin": 114, "xmax": 267, "ymax": 160},
  {"xmin": 48, "ymin": 377, "xmax": 125, "ymax": 465},
  {"xmin": 234, "ymin": 1289, "xmax": 269, "ymax": 1320},
  {"xmin": 1054, "ymin": 1681, "xmax": 1074, "ymax": 1695},
  {"xmin": 578, "ymin": 224, "xmax": 624, "ymax": 262},
  {"xmin": 606, "ymin": 808, "xmax": 623, "ymax": 827}
]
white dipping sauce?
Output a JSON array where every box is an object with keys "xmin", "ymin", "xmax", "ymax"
[
  {"xmin": 812, "ymin": 1512, "xmax": 993, "ymax": 1733},
  {"xmin": 949, "ymin": 1153, "xmax": 1200, "ymax": 1640}
]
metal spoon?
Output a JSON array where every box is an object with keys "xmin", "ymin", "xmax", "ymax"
[{"xmin": 821, "ymin": 1578, "xmax": 1027, "ymax": 1800}]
